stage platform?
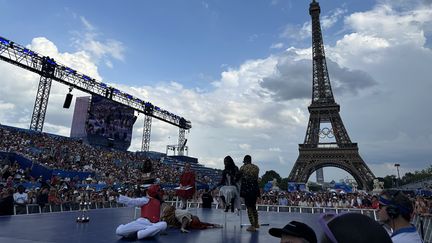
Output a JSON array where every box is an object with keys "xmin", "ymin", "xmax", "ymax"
[{"xmin": 0, "ymin": 207, "xmax": 324, "ymax": 243}]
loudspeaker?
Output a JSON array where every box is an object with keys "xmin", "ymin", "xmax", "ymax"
[
  {"xmin": 131, "ymin": 116, "xmax": 138, "ymax": 124},
  {"xmin": 63, "ymin": 93, "xmax": 73, "ymax": 108}
]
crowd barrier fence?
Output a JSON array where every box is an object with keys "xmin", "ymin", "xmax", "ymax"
[
  {"xmin": 13, "ymin": 201, "xmax": 125, "ymax": 215},
  {"xmin": 11, "ymin": 201, "xmax": 431, "ymax": 243},
  {"xmin": 165, "ymin": 201, "xmax": 431, "ymax": 243}
]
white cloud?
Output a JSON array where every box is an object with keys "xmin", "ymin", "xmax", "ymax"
[
  {"xmin": 330, "ymin": 33, "xmax": 390, "ymax": 65},
  {"xmin": 30, "ymin": 37, "xmax": 102, "ymax": 80},
  {"xmin": 80, "ymin": 16, "xmax": 95, "ymax": 31},
  {"xmin": 71, "ymin": 16, "xmax": 126, "ymax": 67},
  {"xmin": 1, "ymin": 0, "xmax": 431, "ymax": 182},
  {"xmin": 201, "ymin": 1, "xmax": 209, "ymax": 9},
  {"xmin": 321, "ymin": 8, "xmax": 347, "ymax": 29},
  {"xmin": 239, "ymin": 144, "xmax": 251, "ymax": 150},
  {"xmin": 270, "ymin": 42, "xmax": 284, "ymax": 49},
  {"xmin": 281, "ymin": 22, "xmax": 311, "ymax": 41},
  {"xmin": 281, "ymin": 7, "xmax": 346, "ymax": 41},
  {"xmin": 269, "ymin": 147, "xmax": 281, "ymax": 152},
  {"xmin": 344, "ymin": 3, "xmax": 432, "ymax": 47}
]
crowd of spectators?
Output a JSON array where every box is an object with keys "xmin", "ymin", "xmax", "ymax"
[
  {"xmin": 0, "ymin": 161, "xmax": 121, "ymax": 215},
  {"xmin": 0, "ymin": 125, "xmax": 220, "ymax": 215},
  {"xmin": 0, "ymin": 125, "xmax": 218, "ymax": 186},
  {"xmin": 0, "ymin": 125, "xmax": 431, "ymax": 217},
  {"xmin": 260, "ymin": 190, "xmax": 432, "ymax": 214}
]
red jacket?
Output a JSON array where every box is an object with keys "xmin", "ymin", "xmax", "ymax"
[{"xmin": 140, "ymin": 197, "xmax": 160, "ymax": 223}]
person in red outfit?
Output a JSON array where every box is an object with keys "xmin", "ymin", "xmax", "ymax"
[
  {"xmin": 371, "ymin": 195, "xmax": 379, "ymax": 209},
  {"xmin": 116, "ymin": 184, "xmax": 167, "ymax": 240},
  {"xmin": 176, "ymin": 163, "xmax": 195, "ymax": 209}
]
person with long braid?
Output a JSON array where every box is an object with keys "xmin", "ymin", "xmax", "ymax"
[{"xmin": 217, "ymin": 155, "xmax": 241, "ymax": 213}]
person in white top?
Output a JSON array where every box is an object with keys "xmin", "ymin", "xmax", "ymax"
[
  {"xmin": 13, "ymin": 185, "xmax": 28, "ymax": 205},
  {"xmin": 377, "ymin": 190, "xmax": 423, "ymax": 243},
  {"xmin": 13, "ymin": 185, "xmax": 28, "ymax": 214},
  {"xmin": 115, "ymin": 185, "xmax": 167, "ymax": 240}
]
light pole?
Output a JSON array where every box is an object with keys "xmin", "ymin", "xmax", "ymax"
[{"xmin": 394, "ymin": 163, "xmax": 401, "ymax": 188}]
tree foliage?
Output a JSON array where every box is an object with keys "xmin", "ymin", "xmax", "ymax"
[
  {"xmin": 400, "ymin": 165, "xmax": 432, "ymax": 185},
  {"xmin": 381, "ymin": 165, "xmax": 432, "ymax": 188},
  {"xmin": 260, "ymin": 170, "xmax": 282, "ymax": 188},
  {"xmin": 280, "ymin": 177, "xmax": 289, "ymax": 191},
  {"xmin": 380, "ymin": 175, "xmax": 397, "ymax": 188}
]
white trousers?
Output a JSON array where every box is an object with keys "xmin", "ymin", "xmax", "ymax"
[{"xmin": 116, "ymin": 217, "xmax": 167, "ymax": 239}]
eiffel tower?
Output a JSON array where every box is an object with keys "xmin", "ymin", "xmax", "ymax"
[{"xmin": 288, "ymin": 0, "xmax": 375, "ymax": 190}]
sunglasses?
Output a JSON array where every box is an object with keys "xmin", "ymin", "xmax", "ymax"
[{"xmin": 318, "ymin": 213, "xmax": 348, "ymax": 243}]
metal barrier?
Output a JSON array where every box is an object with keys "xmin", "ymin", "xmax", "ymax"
[
  {"xmin": 13, "ymin": 201, "xmax": 125, "ymax": 215},
  {"xmin": 163, "ymin": 201, "xmax": 431, "ymax": 243},
  {"xmin": 413, "ymin": 214, "xmax": 432, "ymax": 243},
  {"xmin": 13, "ymin": 201, "xmax": 431, "ymax": 243}
]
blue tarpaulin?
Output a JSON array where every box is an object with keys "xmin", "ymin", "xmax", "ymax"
[{"xmin": 333, "ymin": 183, "xmax": 353, "ymax": 193}]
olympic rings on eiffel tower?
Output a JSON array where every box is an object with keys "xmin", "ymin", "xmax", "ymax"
[{"xmin": 319, "ymin": 127, "xmax": 334, "ymax": 138}]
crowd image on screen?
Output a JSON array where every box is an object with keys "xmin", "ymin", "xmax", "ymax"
[{"xmin": 86, "ymin": 96, "xmax": 135, "ymax": 143}]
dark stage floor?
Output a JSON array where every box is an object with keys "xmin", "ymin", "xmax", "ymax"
[{"xmin": 0, "ymin": 207, "xmax": 323, "ymax": 243}]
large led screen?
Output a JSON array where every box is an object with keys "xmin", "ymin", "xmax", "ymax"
[{"xmin": 86, "ymin": 95, "xmax": 136, "ymax": 150}]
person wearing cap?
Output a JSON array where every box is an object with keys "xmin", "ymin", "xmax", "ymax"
[
  {"xmin": 377, "ymin": 190, "xmax": 423, "ymax": 243},
  {"xmin": 269, "ymin": 221, "xmax": 317, "ymax": 243},
  {"xmin": 239, "ymin": 155, "xmax": 260, "ymax": 232},
  {"xmin": 115, "ymin": 184, "xmax": 167, "ymax": 240}
]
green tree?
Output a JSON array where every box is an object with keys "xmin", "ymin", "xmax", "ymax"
[
  {"xmin": 400, "ymin": 165, "xmax": 432, "ymax": 185},
  {"xmin": 381, "ymin": 165, "xmax": 432, "ymax": 188},
  {"xmin": 280, "ymin": 177, "xmax": 289, "ymax": 191},
  {"xmin": 382, "ymin": 175, "xmax": 397, "ymax": 188},
  {"xmin": 260, "ymin": 170, "xmax": 282, "ymax": 188},
  {"xmin": 307, "ymin": 182, "xmax": 323, "ymax": 192}
]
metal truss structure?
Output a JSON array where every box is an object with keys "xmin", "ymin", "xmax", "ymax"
[
  {"xmin": 177, "ymin": 128, "xmax": 186, "ymax": 156},
  {"xmin": 30, "ymin": 66, "xmax": 53, "ymax": 131},
  {"xmin": 0, "ymin": 35, "xmax": 191, "ymax": 148},
  {"xmin": 288, "ymin": 0, "xmax": 375, "ymax": 190},
  {"xmin": 141, "ymin": 115, "xmax": 152, "ymax": 152},
  {"xmin": 166, "ymin": 144, "xmax": 189, "ymax": 156}
]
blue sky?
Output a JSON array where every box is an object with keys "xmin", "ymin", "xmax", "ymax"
[
  {"xmin": 0, "ymin": 0, "xmax": 376, "ymax": 88},
  {"xmin": 1, "ymin": 0, "xmax": 431, "ymax": 182}
]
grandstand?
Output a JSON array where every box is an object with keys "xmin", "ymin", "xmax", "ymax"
[
  {"xmin": 0, "ymin": 124, "xmax": 222, "ymax": 190},
  {"xmin": 399, "ymin": 178, "xmax": 432, "ymax": 190},
  {"xmin": 1, "ymin": 123, "xmax": 431, "ymax": 242}
]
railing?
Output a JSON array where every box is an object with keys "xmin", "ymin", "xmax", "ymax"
[
  {"xmin": 413, "ymin": 214, "xmax": 432, "ymax": 243},
  {"xmin": 166, "ymin": 201, "xmax": 378, "ymax": 219},
  {"xmin": 12, "ymin": 201, "xmax": 125, "ymax": 215},
  {"xmin": 11, "ymin": 201, "xmax": 431, "ymax": 243},
  {"xmin": 163, "ymin": 201, "xmax": 431, "ymax": 243}
]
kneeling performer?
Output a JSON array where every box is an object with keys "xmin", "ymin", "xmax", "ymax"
[{"xmin": 115, "ymin": 185, "xmax": 167, "ymax": 240}]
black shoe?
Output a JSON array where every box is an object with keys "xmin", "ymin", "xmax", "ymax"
[
  {"xmin": 224, "ymin": 206, "xmax": 229, "ymax": 212},
  {"xmin": 230, "ymin": 199, "xmax": 235, "ymax": 213}
]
